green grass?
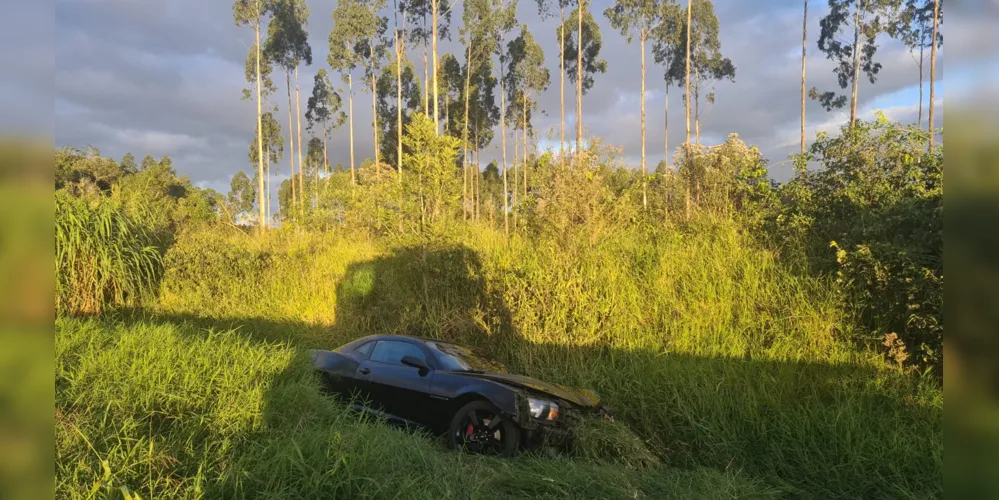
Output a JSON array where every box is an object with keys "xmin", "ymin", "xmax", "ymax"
[
  {"xmin": 56, "ymin": 192, "xmax": 162, "ymax": 315},
  {"xmin": 56, "ymin": 221, "xmax": 943, "ymax": 498},
  {"xmin": 56, "ymin": 317, "xmax": 775, "ymax": 499}
]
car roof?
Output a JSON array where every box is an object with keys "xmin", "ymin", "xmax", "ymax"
[{"xmin": 343, "ymin": 334, "xmax": 473, "ymax": 350}]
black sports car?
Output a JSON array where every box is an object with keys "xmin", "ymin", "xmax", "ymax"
[{"xmin": 310, "ymin": 334, "xmax": 607, "ymax": 455}]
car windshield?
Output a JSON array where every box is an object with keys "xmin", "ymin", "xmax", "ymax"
[{"xmin": 428, "ymin": 341, "xmax": 509, "ymax": 373}]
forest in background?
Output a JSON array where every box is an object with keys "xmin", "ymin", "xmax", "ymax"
[{"xmin": 54, "ymin": 0, "xmax": 943, "ymax": 498}]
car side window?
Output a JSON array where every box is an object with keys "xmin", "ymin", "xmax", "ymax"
[
  {"xmin": 369, "ymin": 341, "xmax": 425, "ymax": 366},
  {"xmin": 353, "ymin": 341, "xmax": 375, "ymax": 359}
]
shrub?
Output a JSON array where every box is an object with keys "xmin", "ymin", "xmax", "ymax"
[{"xmin": 772, "ymin": 114, "xmax": 943, "ymax": 370}]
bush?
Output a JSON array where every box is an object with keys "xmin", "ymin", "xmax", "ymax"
[
  {"xmin": 55, "ymin": 192, "xmax": 162, "ymax": 315},
  {"xmin": 771, "ymin": 114, "xmax": 943, "ymax": 370}
]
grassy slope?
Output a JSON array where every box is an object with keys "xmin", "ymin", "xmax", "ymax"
[
  {"xmin": 56, "ymin": 317, "xmax": 774, "ymax": 499},
  {"xmin": 56, "ymin": 222, "xmax": 942, "ymax": 498}
]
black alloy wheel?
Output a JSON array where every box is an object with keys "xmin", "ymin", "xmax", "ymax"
[{"xmin": 447, "ymin": 400, "xmax": 520, "ymax": 456}]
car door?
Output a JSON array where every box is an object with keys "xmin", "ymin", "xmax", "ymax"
[
  {"xmin": 360, "ymin": 340, "xmax": 433, "ymax": 423},
  {"xmin": 341, "ymin": 341, "xmax": 375, "ymax": 402}
]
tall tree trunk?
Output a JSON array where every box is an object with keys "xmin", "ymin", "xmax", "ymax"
[
  {"xmin": 286, "ymin": 71, "xmax": 297, "ymax": 215},
  {"xmin": 474, "ymin": 134, "xmax": 480, "ymax": 222},
  {"xmin": 255, "ymin": 15, "xmax": 266, "ymax": 231},
  {"xmin": 523, "ymin": 95, "xmax": 528, "ymax": 198},
  {"xmin": 560, "ymin": 6, "xmax": 565, "ymax": 167},
  {"xmin": 801, "ymin": 0, "xmax": 807, "ymax": 159},
  {"xmin": 423, "ymin": 27, "xmax": 429, "ymax": 114},
  {"xmin": 917, "ymin": 41, "xmax": 924, "ymax": 129},
  {"xmin": 663, "ymin": 84, "xmax": 670, "ymax": 222},
  {"xmin": 928, "ymin": 0, "xmax": 938, "ymax": 152},
  {"xmin": 513, "ymin": 126, "xmax": 518, "ymax": 230},
  {"xmin": 396, "ymin": 17, "xmax": 405, "ymax": 232},
  {"xmin": 266, "ymin": 160, "xmax": 271, "ymax": 226},
  {"xmin": 372, "ymin": 60, "xmax": 380, "ymax": 176},
  {"xmin": 348, "ymin": 74, "xmax": 356, "ymax": 185},
  {"xmin": 501, "ymin": 64, "xmax": 509, "ymax": 236},
  {"xmin": 322, "ymin": 126, "xmax": 328, "ymax": 200},
  {"xmin": 694, "ymin": 38, "xmax": 700, "ymax": 146},
  {"xmin": 397, "ymin": 29, "xmax": 404, "ymax": 177},
  {"xmin": 849, "ymin": 0, "xmax": 863, "ymax": 131},
  {"xmin": 463, "ymin": 42, "xmax": 472, "ymax": 220},
  {"xmin": 664, "ymin": 83, "xmax": 669, "ymax": 165},
  {"xmin": 432, "ymin": 0, "xmax": 440, "ymax": 133},
  {"xmin": 295, "ymin": 67, "xmax": 305, "ymax": 217},
  {"xmin": 576, "ymin": 0, "xmax": 583, "ymax": 155},
  {"xmin": 640, "ymin": 29, "xmax": 647, "ymax": 209},
  {"xmin": 684, "ymin": 0, "xmax": 692, "ymax": 220}
]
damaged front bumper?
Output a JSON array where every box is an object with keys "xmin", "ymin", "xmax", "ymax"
[{"xmin": 513, "ymin": 395, "xmax": 613, "ymax": 451}]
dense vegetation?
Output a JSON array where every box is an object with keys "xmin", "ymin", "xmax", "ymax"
[{"xmin": 55, "ymin": 111, "xmax": 942, "ymax": 498}]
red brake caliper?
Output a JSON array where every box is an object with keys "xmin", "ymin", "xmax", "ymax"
[{"xmin": 466, "ymin": 424, "xmax": 474, "ymax": 436}]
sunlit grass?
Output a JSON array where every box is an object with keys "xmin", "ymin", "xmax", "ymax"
[
  {"xmin": 56, "ymin": 317, "xmax": 774, "ymax": 499},
  {"xmin": 57, "ymin": 220, "xmax": 942, "ymax": 498},
  {"xmin": 55, "ymin": 192, "xmax": 162, "ymax": 315}
]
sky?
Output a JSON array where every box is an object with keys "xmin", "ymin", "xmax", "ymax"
[{"xmin": 37, "ymin": 0, "xmax": 987, "ymax": 195}]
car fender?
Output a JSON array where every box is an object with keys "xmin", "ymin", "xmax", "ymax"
[
  {"xmin": 452, "ymin": 380, "xmax": 536, "ymax": 429},
  {"xmin": 310, "ymin": 349, "xmax": 361, "ymax": 392}
]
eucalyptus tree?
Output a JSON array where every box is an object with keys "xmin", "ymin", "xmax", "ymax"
[
  {"xmin": 927, "ymin": 0, "xmax": 938, "ymax": 152},
  {"xmin": 558, "ymin": 5, "xmax": 607, "ymax": 154},
  {"xmin": 248, "ymin": 111, "xmax": 284, "ymax": 225},
  {"xmin": 505, "ymin": 25, "xmax": 549, "ymax": 203},
  {"xmin": 228, "ymin": 170, "xmax": 256, "ymax": 218},
  {"xmin": 375, "ymin": 61, "xmax": 422, "ymax": 168},
  {"xmin": 490, "ymin": 0, "xmax": 518, "ymax": 234},
  {"xmin": 811, "ymin": 0, "xmax": 903, "ymax": 131},
  {"xmin": 405, "ymin": 0, "xmax": 453, "ymax": 130},
  {"xmin": 663, "ymin": 0, "xmax": 734, "ymax": 145},
  {"xmin": 466, "ymin": 56, "xmax": 500, "ymax": 221},
  {"xmin": 536, "ymin": 0, "xmax": 573, "ymax": 165},
  {"xmin": 440, "ymin": 53, "xmax": 464, "ymax": 136},
  {"xmin": 663, "ymin": 0, "xmax": 734, "ymax": 213},
  {"xmin": 391, "ymin": 0, "xmax": 407, "ymax": 174},
  {"xmin": 353, "ymin": 3, "xmax": 389, "ymax": 174},
  {"xmin": 801, "ymin": 0, "xmax": 808, "ymax": 158},
  {"xmin": 606, "ymin": 0, "xmax": 671, "ymax": 208},
  {"xmin": 233, "ymin": 0, "xmax": 274, "ymax": 229},
  {"xmin": 459, "ymin": 0, "xmax": 500, "ymax": 218},
  {"xmin": 305, "ymin": 68, "xmax": 347, "ymax": 181},
  {"xmin": 264, "ymin": 0, "xmax": 311, "ymax": 215},
  {"xmin": 651, "ymin": 1, "xmax": 683, "ymax": 165},
  {"xmin": 330, "ymin": 0, "xmax": 382, "ymax": 185},
  {"xmin": 683, "ymin": 0, "xmax": 691, "ymax": 218},
  {"xmin": 304, "ymin": 136, "xmax": 325, "ymax": 205},
  {"xmin": 896, "ymin": 0, "xmax": 942, "ymax": 129}
]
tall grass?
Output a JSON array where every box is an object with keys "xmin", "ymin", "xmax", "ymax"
[
  {"xmin": 56, "ymin": 192, "xmax": 162, "ymax": 315},
  {"xmin": 151, "ymin": 222, "xmax": 942, "ymax": 497},
  {"xmin": 56, "ymin": 316, "xmax": 775, "ymax": 499}
]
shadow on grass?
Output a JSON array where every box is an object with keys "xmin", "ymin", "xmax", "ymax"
[{"xmin": 105, "ymin": 241, "xmax": 941, "ymax": 498}]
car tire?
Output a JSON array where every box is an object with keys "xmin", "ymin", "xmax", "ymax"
[{"xmin": 447, "ymin": 400, "xmax": 521, "ymax": 457}]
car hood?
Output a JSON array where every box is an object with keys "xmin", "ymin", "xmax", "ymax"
[{"xmin": 453, "ymin": 371, "xmax": 600, "ymax": 408}]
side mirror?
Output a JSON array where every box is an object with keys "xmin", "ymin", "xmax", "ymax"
[{"xmin": 400, "ymin": 355, "xmax": 430, "ymax": 375}]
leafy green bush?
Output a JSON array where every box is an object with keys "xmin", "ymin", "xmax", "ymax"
[
  {"xmin": 55, "ymin": 192, "xmax": 162, "ymax": 315},
  {"xmin": 771, "ymin": 114, "xmax": 943, "ymax": 370}
]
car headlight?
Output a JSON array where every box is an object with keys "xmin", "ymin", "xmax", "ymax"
[{"xmin": 528, "ymin": 397, "xmax": 559, "ymax": 421}]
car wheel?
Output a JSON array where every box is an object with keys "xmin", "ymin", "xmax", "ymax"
[{"xmin": 447, "ymin": 400, "xmax": 520, "ymax": 457}]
